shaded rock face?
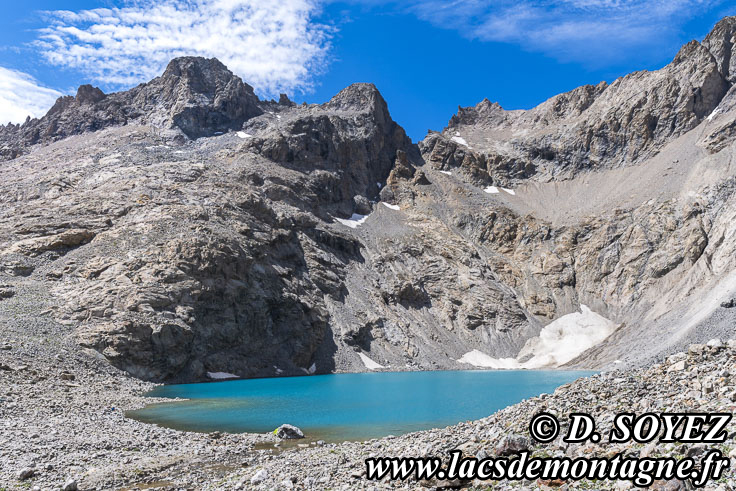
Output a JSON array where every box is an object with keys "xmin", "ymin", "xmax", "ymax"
[
  {"xmin": 241, "ymin": 83, "xmax": 415, "ymax": 213},
  {"xmin": 0, "ymin": 57, "xmax": 262, "ymax": 157}
]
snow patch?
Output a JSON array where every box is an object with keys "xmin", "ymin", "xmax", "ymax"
[
  {"xmin": 207, "ymin": 371, "xmax": 238, "ymax": 380},
  {"xmin": 377, "ymin": 182, "xmax": 382, "ymax": 189},
  {"xmin": 519, "ymin": 305, "xmax": 618, "ymax": 368},
  {"xmin": 359, "ymin": 353, "xmax": 385, "ymax": 370},
  {"xmin": 237, "ymin": 131, "xmax": 252, "ymax": 139},
  {"xmin": 451, "ymin": 136, "xmax": 469, "ymax": 147},
  {"xmin": 457, "ymin": 350, "xmax": 518, "ymax": 369},
  {"xmin": 335, "ymin": 213, "xmax": 368, "ymax": 228},
  {"xmin": 501, "ymin": 188, "xmax": 516, "ymax": 195},
  {"xmin": 439, "ymin": 170, "xmax": 452, "ymax": 175},
  {"xmin": 484, "ymin": 186, "xmax": 499, "ymax": 194},
  {"xmin": 457, "ymin": 305, "xmax": 618, "ymax": 369},
  {"xmin": 382, "ymin": 202, "xmax": 400, "ymax": 210},
  {"xmin": 707, "ymin": 109, "xmax": 721, "ymax": 121}
]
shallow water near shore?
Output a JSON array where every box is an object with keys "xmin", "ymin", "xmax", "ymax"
[{"xmin": 128, "ymin": 370, "xmax": 594, "ymax": 442}]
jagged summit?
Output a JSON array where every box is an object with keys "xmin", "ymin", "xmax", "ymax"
[
  {"xmin": 324, "ymin": 83, "xmax": 385, "ymax": 114},
  {"xmin": 142, "ymin": 57, "xmax": 262, "ymax": 138},
  {"xmin": 702, "ymin": 15, "xmax": 736, "ymax": 82},
  {"xmin": 73, "ymin": 85, "xmax": 106, "ymax": 105},
  {"xmin": 0, "ymin": 56, "xmax": 263, "ymax": 158},
  {"xmin": 0, "ymin": 58, "xmax": 413, "ymax": 162},
  {"xmin": 427, "ymin": 16, "xmax": 736, "ymax": 184}
]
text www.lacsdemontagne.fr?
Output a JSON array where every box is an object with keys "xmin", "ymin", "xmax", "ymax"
[{"xmin": 365, "ymin": 450, "xmax": 729, "ymax": 487}]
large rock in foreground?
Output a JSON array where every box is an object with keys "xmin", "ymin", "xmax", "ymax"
[{"xmin": 275, "ymin": 424, "xmax": 305, "ymax": 440}]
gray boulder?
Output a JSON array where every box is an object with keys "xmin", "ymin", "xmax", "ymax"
[
  {"xmin": 496, "ymin": 434, "xmax": 530, "ymax": 456},
  {"xmin": 275, "ymin": 424, "xmax": 305, "ymax": 439}
]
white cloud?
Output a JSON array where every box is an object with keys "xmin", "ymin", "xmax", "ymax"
[
  {"xmin": 35, "ymin": 0, "xmax": 332, "ymax": 97},
  {"xmin": 389, "ymin": 0, "xmax": 729, "ymax": 65},
  {"xmin": 0, "ymin": 67, "xmax": 62, "ymax": 125}
]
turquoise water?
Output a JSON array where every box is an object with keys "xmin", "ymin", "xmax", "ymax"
[{"xmin": 128, "ymin": 370, "xmax": 593, "ymax": 442}]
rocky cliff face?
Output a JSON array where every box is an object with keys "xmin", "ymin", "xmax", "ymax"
[{"xmin": 3, "ymin": 18, "xmax": 736, "ymax": 382}]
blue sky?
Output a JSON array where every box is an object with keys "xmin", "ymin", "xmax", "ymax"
[{"xmin": 1, "ymin": 1, "xmax": 735, "ymax": 141}]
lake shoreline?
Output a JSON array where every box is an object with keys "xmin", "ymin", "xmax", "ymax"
[
  {"xmin": 127, "ymin": 369, "xmax": 594, "ymax": 440},
  {"xmin": 3, "ymin": 315, "xmax": 735, "ymax": 489},
  {"xmin": 1, "ymin": 277, "xmax": 734, "ymax": 489}
]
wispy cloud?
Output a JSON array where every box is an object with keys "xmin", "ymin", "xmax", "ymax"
[
  {"xmin": 390, "ymin": 0, "xmax": 729, "ymax": 65},
  {"xmin": 0, "ymin": 67, "xmax": 62, "ymax": 125},
  {"xmin": 35, "ymin": 0, "xmax": 332, "ymax": 97}
]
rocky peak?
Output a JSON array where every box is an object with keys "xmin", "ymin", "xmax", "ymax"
[
  {"xmin": 132, "ymin": 56, "xmax": 262, "ymax": 139},
  {"xmin": 323, "ymin": 83, "xmax": 389, "ymax": 123},
  {"xmin": 278, "ymin": 93, "xmax": 295, "ymax": 106},
  {"xmin": 241, "ymin": 81, "xmax": 416, "ymax": 215},
  {"xmin": 153, "ymin": 57, "xmax": 251, "ymax": 102},
  {"xmin": 703, "ymin": 16, "xmax": 736, "ymax": 83},
  {"xmin": 75, "ymin": 85, "xmax": 106, "ymax": 105},
  {"xmin": 448, "ymin": 98, "xmax": 506, "ymax": 128},
  {"xmin": 0, "ymin": 56, "xmax": 264, "ymax": 158}
]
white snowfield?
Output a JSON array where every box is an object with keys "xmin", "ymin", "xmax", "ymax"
[
  {"xmin": 359, "ymin": 352, "xmax": 385, "ymax": 370},
  {"xmin": 206, "ymin": 371, "xmax": 239, "ymax": 379},
  {"xmin": 458, "ymin": 305, "xmax": 618, "ymax": 369},
  {"xmin": 458, "ymin": 350, "xmax": 518, "ymax": 369},
  {"xmin": 501, "ymin": 187, "xmax": 516, "ymax": 195},
  {"xmin": 236, "ymin": 131, "xmax": 252, "ymax": 139},
  {"xmin": 335, "ymin": 213, "xmax": 368, "ymax": 228},
  {"xmin": 439, "ymin": 170, "xmax": 452, "ymax": 175},
  {"xmin": 484, "ymin": 186, "xmax": 499, "ymax": 194},
  {"xmin": 382, "ymin": 202, "xmax": 400, "ymax": 210},
  {"xmin": 451, "ymin": 136, "xmax": 469, "ymax": 147}
]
